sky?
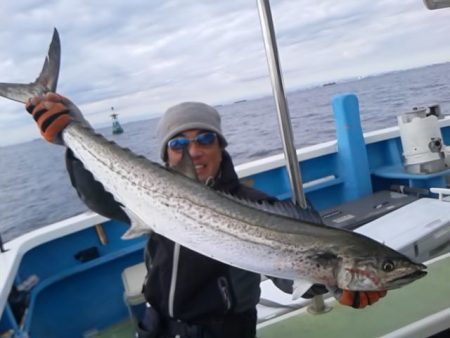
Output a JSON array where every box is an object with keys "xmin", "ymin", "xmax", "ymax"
[{"xmin": 0, "ymin": 0, "xmax": 450, "ymax": 146}]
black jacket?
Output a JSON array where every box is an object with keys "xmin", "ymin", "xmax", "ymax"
[{"xmin": 66, "ymin": 149, "xmax": 293, "ymax": 323}]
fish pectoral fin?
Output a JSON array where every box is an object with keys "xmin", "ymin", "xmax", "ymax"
[
  {"xmin": 121, "ymin": 208, "xmax": 152, "ymax": 240},
  {"xmin": 122, "ymin": 220, "xmax": 150, "ymax": 239},
  {"xmin": 172, "ymin": 147, "xmax": 198, "ymax": 180},
  {"xmin": 292, "ymin": 279, "xmax": 314, "ymax": 300}
]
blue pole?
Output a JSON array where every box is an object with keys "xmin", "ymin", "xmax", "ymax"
[{"xmin": 333, "ymin": 94, "xmax": 372, "ymax": 201}]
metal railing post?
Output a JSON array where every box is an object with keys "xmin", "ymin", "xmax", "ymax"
[{"xmin": 256, "ymin": 0, "xmax": 331, "ymax": 314}]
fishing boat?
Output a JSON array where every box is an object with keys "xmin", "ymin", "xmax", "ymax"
[
  {"xmin": 2, "ymin": 95, "xmax": 450, "ymax": 338},
  {"xmin": 1, "ymin": 1, "xmax": 450, "ymax": 337}
]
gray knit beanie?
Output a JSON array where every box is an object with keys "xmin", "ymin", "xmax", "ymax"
[{"xmin": 156, "ymin": 102, "xmax": 228, "ymax": 161}]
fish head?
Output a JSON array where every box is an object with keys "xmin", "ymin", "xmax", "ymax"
[{"xmin": 335, "ymin": 252, "xmax": 427, "ymax": 291}]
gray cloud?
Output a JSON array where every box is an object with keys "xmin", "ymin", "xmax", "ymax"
[{"xmin": 0, "ymin": 0, "xmax": 450, "ymax": 146}]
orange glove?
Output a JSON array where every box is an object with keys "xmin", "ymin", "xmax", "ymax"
[
  {"xmin": 335, "ymin": 289, "xmax": 387, "ymax": 309},
  {"xmin": 26, "ymin": 93, "xmax": 72, "ymax": 144},
  {"xmin": 26, "ymin": 93, "xmax": 91, "ymax": 144}
]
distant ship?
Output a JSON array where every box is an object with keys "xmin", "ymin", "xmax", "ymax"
[
  {"xmin": 110, "ymin": 107, "xmax": 124, "ymax": 135},
  {"xmin": 322, "ymin": 81, "xmax": 336, "ymax": 87}
]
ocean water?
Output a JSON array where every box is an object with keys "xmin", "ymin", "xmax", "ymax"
[{"xmin": 1, "ymin": 62, "xmax": 450, "ymax": 242}]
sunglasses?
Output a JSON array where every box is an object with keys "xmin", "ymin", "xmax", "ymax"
[{"xmin": 167, "ymin": 132, "xmax": 217, "ymax": 151}]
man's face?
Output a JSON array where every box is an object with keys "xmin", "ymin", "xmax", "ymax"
[{"xmin": 167, "ymin": 129, "xmax": 223, "ymax": 183}]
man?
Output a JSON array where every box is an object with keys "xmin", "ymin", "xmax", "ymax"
[{"xmin": 26, "ymin": 94, "xmax": 387, "ymax": 338}]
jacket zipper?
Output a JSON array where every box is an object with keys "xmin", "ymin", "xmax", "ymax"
[{"xmin": 168, "ymin": 243, "xmax": 180, "ymax": 317}]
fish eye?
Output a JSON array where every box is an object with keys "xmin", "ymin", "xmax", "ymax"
[{"xmin": 382, "ymin": 260, "xmax": 395, "ymax": 272}]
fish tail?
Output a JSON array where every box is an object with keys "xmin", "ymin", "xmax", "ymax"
[{"xmin": 0, "ymin": 28, "xmax": 61, "ymax": 104}]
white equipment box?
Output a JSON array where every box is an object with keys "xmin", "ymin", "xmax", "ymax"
[{"xmin": 356, "ymin": 197, "xmax": 450, "ymax": 262}]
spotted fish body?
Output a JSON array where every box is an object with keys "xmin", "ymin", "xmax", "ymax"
[
  {"xmin": 0, "ymin": 29, "xmax": 427, "ymax": 296},
  {"xmin": 62, "ymin": 124, "xmax": 426, "ymax": 293}
]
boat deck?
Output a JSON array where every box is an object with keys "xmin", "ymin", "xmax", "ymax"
[
  {"xmin": 258, "ymin": 253, "xmax": 450, "ymax": 338},
  {"xmin": 91, "ymin": 254, "xmax": 450, "ymax": 338}
]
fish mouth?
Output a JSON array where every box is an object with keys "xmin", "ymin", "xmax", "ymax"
[{"xmin": 389, "ymin": 266, "xmax": 427, "ymax": 288}]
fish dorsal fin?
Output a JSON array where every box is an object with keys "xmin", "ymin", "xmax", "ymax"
[
  {"xmin": 172, "ymin": 147, "xmax": 199, "ymax": 180},
  {"xmin": 219, "ymin": 192, "xmax": 324, "ymax": 225}
]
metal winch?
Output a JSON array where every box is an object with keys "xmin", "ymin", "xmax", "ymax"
[{"xmin": 398, "ymin": 105, "xmax": 450, "ymax": 174}]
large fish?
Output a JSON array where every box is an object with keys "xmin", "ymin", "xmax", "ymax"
[{"xmin": 0, "ymin": 29, "xmax": 426, "ymax": 297}]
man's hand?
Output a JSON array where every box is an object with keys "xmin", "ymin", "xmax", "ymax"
[
  {"xmin": 26, "ymin": 93, "xmax": 89, "ymax": 144},
  {"xmin": 334, "ymin": 289, "xmax": 387, "ymax": 309}
]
